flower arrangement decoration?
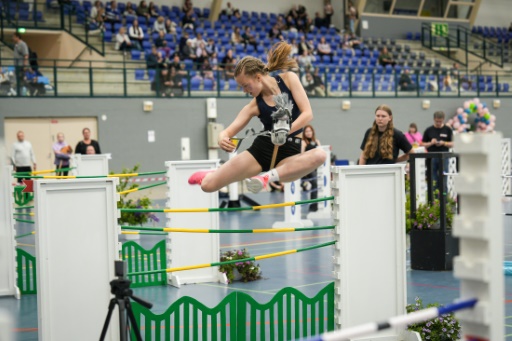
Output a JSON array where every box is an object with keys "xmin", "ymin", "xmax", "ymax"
[
  {"xmin": 412, "ymin": 191, "xmax": 456, "ymax": 230},
  {"xmin": 406, "ymin": 297, "xmax": 461, "ymax": 341},
  {"xmin": 447, "ymin": 97, "xmax": 496, "ymax": 133},
  {"xmin": 219, "ymin": 249, "xmax": 262, "ymax": 283},
  {"xmin": 115, "ymin": 165, "xmax": 160, "ymax": 226}
]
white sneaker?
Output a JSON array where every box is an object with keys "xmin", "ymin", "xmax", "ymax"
[{"xmin": 245, "ymin": 175, "xmax": 269, "ymax": 194}]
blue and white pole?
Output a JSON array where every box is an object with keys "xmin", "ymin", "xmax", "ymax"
[{"xmin": 306, "ymin": 298, "xmax": 478, "ymax": 341}]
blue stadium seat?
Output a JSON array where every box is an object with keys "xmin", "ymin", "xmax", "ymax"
[
  {"xmin": 131, "ymin": 50, "xmax": 141, "ymax": 60},
  {"xmin": 148, "ymin": 69, "xmax": 156, "ymax": 81},
  {"xmin": 228, "ymin": 79, "xmax": 238, "ymax": 90},
  {"xmin": 135, "ymin": 69, "xmax": 145, "ymax": 80},
  {"xmin": 203, "ymin": 79, "xmax": 214, "ymax": 90},
  {"xmin": 329, "ymin": 81, "xmax": 339, "ymax": 92},
  {"xmin": 103, "ymin": 31, "xmax": 113, "ymax": 41}
]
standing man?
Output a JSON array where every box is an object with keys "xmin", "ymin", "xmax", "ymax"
[
  {"xmin": 75, "ymin": 127, "xmax": 101, "ymax": 154},
  {"xmin": 53, "ymin": 133, "xmax": 72, "ymax": 176},
  {"xmin": 11, "ymin": 131, "xmax": 36, "ymax": 183},
  {"xmin": 13, "ymin": 32, "xmax": 29, "ymax": 93},
  {"xmin": 422, "ymin": 111, "xmax": 453, "ymax": 193}
]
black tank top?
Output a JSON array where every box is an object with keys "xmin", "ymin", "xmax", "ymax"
[
  {"xmin": 304, "ymin": 139, "xmax": 318, "ymax": 152},
  {"xmin": 255, "ymin": 74, "xmax": 303, "ymax": 137}
]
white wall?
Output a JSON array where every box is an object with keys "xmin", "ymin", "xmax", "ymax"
[{"xmin": 474, "ymin": 0, "xmax": 510, "ymax": 27}]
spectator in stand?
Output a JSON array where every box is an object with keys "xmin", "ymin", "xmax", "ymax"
[
  {"xmin": 297, "ymin": 50, "xmax": 315, "ymax": 70},
  {"xmin": 13, "ymin": 33, "xmax": 29, "ymax": 86},
  {"xmin": 155, "ymin": 30, "xmax": 172, "ymax": 57},
  {"xmin": 146, "ymin": 45, "xmax": 165, "ymax": 69},
  {"xmin": 168, "ymin": 67, "xmax": 184, "ymax": 96},
  {"xmin": 90, "ymin": 1, "xmax": 105, "ymax": 29},
  {"xmin": 324, "ymin": 0, "xmax": 333, "ymax": 27},
  {"xmin": 75, "ymin": 128, "xmax": 101, "ymax": 155},
  {"xmin": 153, "ymin": 15, "xmax": 166, "ymax": 33},
  {"xmin": 268, "ymin": 24, "xmax": 282, "ymax": 40},
  {"xmin": 201, "ymin": 58, "xmax": 215, "ymax": 88},
  {"xmin": 286, "ymin": 14, "xmax": 297, "ymax": 32},
  {"xmin": 104, "ymin": 0, "xmax": 121, "ymax": 29},
  {"xmin": 379, "ymin": 47, "xmax": 396, "ymax": 67},
  {"xmin": 188, "ymin": 32, "xmax": 206, "ymax": 49},
  {"xmin": 209, "ymin": 52, "xmax": 219, "ymax": 70},
  {"xmin": 181, "ymin": 10, "xmax": 196, "ymax": 30},
  {"xmin": 288, "ymin": 5, "xmax": 299, "ymax": 21},
  {"xmin": 158, "ymin": 68, "xmax": 172, "ymax": 97},
  {"xmin": 231, "ymin": 26, "xmax": 243, "ymax": 45},
  {"xmin": 123, "ymin": 1, "xmax": 137, "ymax": 19},
  {"xmin": 23, "ymin": 67, "xmax": 43, "ymax": 96},
  {"xmin": 314, "ymin": 12, "xmax": 327, "ymax": 29},
  {"xmin": 295, "ymin": 5, "xmax": 311, "ymax": 33},
  {"xmin": 128, "ymin": 19, "xmax": 144, "ymax": 50},
  {"xmin": 0, "ymin": 66, "xmax": 15, "ymax": 96},
  {"xmin": 313, "ymin": 67, "xmax": 327, "ymax": 95},
  {"xmin": 242, "ymin": 27, "xmax": 258, "ymax": 50},
  {"xmin": 179, "ymin": 31, "xmax": 189, "ymax": 52},
  {"xmin": 182, "ymin": 0, "xmax": 193, "ymax": 14},
  {"xmin": 165, "ymin": 19, "xmax": 177, "ymax": 35},
  {"xmin": 115, "ymin": 27, "xmax": 133, "ymax": 53},
  {"xmin": 276, "ymin": 15, "xmax": 286, "ymax": 31},
  {"xmin": 222, "ymin": 2, "xmax": 240, "ymax": 19},
  {"xmin": 508, "ymin": 22, "xmax": 512, "ymax": 32},
  {"xmin": 136, "ymin": 0, "xmax": 150, "ymax": 21},
  {"xmin": 148, "ymin": 2, "xmax": 158, "ymax": 17},
  {"xmin": 348, "ymin": 1, "xmax": 357, "ymax": 34},
  {"xmin": 298, "ymin": 35, "xmax": 314, "ymax": 56},
  {"xmin": 181, "ymin": 40, "xmax": 198, "ymax": 62},
  {"xmin": 290, "ymin": 38, "xmax": 299, "ymax": 56},
  {"xmin": 195, "ymin": 41, "xmax": 208, "ymax": 66},
  {"xmin": 451, "ymin": 62, "xmax": 471, "ymax": 89},
  {"xmin": 168, "ymin": 54, "xmax": 187, "ymax": 78},
  {"xmin": 221, "ymin": 49, "xmax": 236, "ymax": 79},
  {"xmin": 399, "ymin": 68, "xmax": 416, "ymax": 91},
  {"xmin": 349, "ymin": 33, "xmax": 362, "ymax": 49},
  {"xmin": 11, "ymin": 131, "xmax": 36, "ymax": 182},
  {"xmin": 205, "ymin": 38, "xmax": 218, "ymax": 57},
  {"xmin": 316, "ymin": 36, "xmax": 333, "ymax": 62}
]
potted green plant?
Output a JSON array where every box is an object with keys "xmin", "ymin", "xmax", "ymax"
[
  {"xmin": 116, "ymin": 165, "xmax": 159, "ymax": 239},
  {"xmin": 406, "ymin": 297, "xmax": 461, "ymax": 341},
  {"xmin": 218, "ymin": 249, "xmax": 262, "ymax": 283},
  {"xmin": 410, "ymin": 191, "xmax": 459, "ymax": 270}
]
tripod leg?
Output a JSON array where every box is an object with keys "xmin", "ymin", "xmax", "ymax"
[
  {"xmin": 99, "ymin": 299, "xmax": 118, "ymax": 341},
  {"xmin": 117, "ymin": 298, "xmax": 128, "ymax": 341},
  {"xmin": 125, "ymin": 298, "xmax": 143, "ymax": 341}
]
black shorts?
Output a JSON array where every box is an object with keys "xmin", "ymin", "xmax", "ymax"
[{"xmin": 247, "ymin": 135, "xmax": 301, "ymax": 172}]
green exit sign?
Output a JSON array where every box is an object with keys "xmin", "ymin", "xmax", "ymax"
[{"xmin": 431, "ymin": 23, "xmax": 449, "ymax": 37}]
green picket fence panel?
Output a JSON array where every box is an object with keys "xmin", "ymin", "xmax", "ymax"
[
  {"xmin": 131, "ymin": 282, "xmax": 334, "ymax": 340},
  {"xmin": 122, "ymin": 240, "xmax": 167, "ymax": 288},
  {"xmin": 16, "ymin": 248, "xmax": 37, "ymax": 294},
  {"xmin": 132, "ymin": 291, "xmax": 237, "ymax": 341}
]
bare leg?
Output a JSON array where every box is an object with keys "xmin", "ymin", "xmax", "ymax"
[
  {"xmin": 200, "ymin": 151, "xmax": 262, "ymax": 192},
  {"xmin": 274, "ymin": 148, "xmax": 326, "ymax": 182}
]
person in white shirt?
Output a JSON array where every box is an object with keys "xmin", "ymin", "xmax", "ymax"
[
  {"xmin": 128, "ymin": 19, "xmax": 144, "ymax": 50},
  {"xmin": 11, "ymin": 130, "xmax": 36, "ymax": 183},
  {"xmin": 115, "ymin": 27, "xmax": 133, "ymax": 52},
  {"xmin": 153, "ymin": 16, "xmax": 166, "ymax": 33}
]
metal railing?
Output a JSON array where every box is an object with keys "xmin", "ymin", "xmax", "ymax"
[
  {"xmin": 0, "ymin": 0, "xmax": 104, "ymax": 55},
  {"xmin": 1, "ymin": 58, "xmax": 511, "ymax": 98}
]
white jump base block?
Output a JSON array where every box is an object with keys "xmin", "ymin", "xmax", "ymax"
[
  {"xmin": 165, "ymin": 160, "xmax": 223, "ymax": 287},
  {"xmin": 0, "ymin": 165, "xmax": 19, "ymax": 299},
  {"xmin": 70, "ymin": 153, "xmax": 111, "ymax": 176},
  {"xmin": 332, "ymin": 164, "xmax": 407, "ymax": 340},
  {"xmin": 35, "ymin": 178, "xmax": 120, "ymax": 341},
  {"xmin": 273, "ymin": 179, "xmax": 313, "ymax": 228}
]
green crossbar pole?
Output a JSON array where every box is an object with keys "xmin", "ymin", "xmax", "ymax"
[
  {"xmin": 15, "ymin": 231, "xmax": 35, "ymax": 239},
  {"xmin": 14, "ymin": 218, "xmax": 35, "ymax": 224},
  {"xmin": 13, "ymin": 213, "xmax": 33, "ymax": 217},
  {"xmin": 15, "ymin": 206, "xmax": 34, "ymax": 210},
  {"xmin": 120, "ymin": 225, "xmax": 336, "ymax": 233}
]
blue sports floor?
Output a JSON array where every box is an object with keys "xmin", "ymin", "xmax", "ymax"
[{"xmin": 2, "ymin": 192, "xmax": 511, "ymax": 340}]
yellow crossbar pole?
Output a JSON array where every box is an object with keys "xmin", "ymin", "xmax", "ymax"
[
  {"xmin": 253, "ymin": 202, "xmax": 295, "ymax": 210},
  {"xmin": 165, "ymin": 263, "xmax": 211, "ymax": 273},
  {"xmin": 255, "ymin": 249, "xmax": 297, "ymax": 260}
]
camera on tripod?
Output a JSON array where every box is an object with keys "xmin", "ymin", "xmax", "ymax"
[{"xmin": 99, "ymin": 261, "xmax": 153, "ymax": 341}]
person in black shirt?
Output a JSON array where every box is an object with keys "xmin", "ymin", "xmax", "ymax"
[
  {"xmin": 75, "ymin": 128, "xmax": 101, "ymax": 154},
  {"xmin": 359, "ymin": 104, "xmax": 412, "ymax": 165},
  {"xmin": 422, "ymin": 111, "xmax": 453, "ymax": 192}
]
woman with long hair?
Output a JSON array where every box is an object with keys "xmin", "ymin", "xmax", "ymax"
[
  {"xmin": 359, "ymin": 105, "xmax": 412, "ymax": 165},
  {"xmin": 189, "ymin": 41, "xmax": 326, "ymax": 193},
  {"xmin": 301, "ymin": 125, "xmax": 321, "ymax": 211}
]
